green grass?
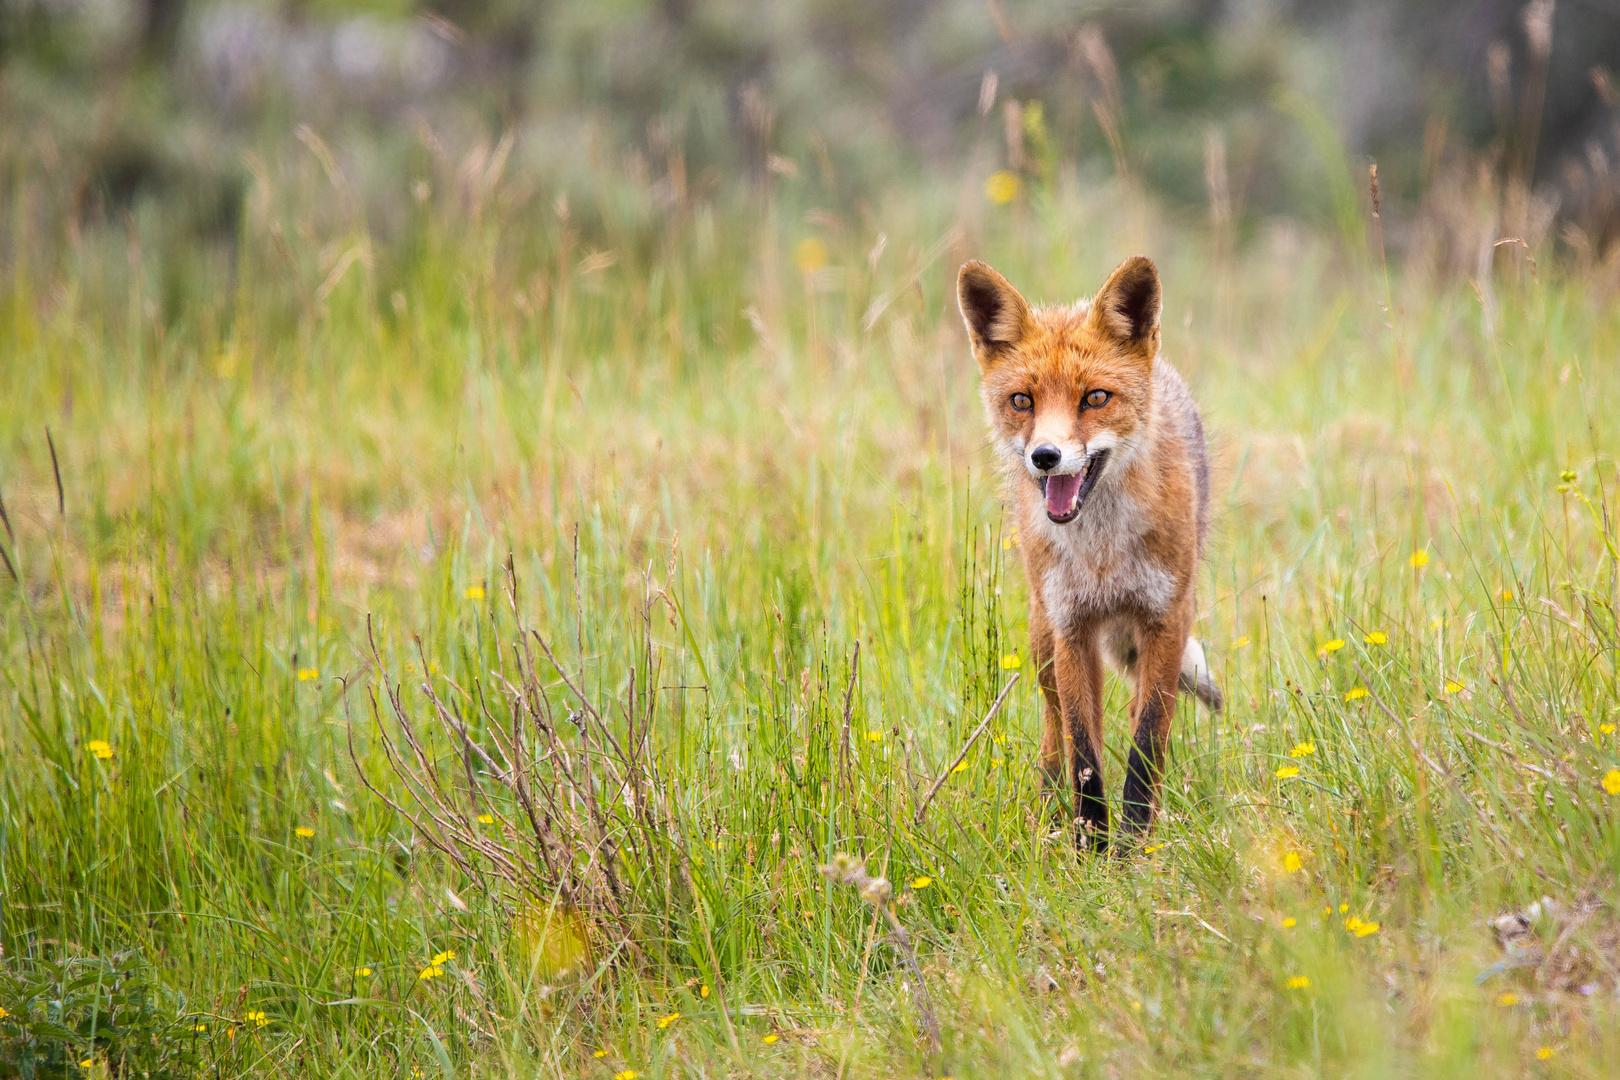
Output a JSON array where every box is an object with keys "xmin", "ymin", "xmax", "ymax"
[{"xmin": 2, "ymin": 152, "xmax": 1619, "ymax": 1079}]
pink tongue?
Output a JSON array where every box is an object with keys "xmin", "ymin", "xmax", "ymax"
[{"xmin": 1045, "ymin": 472, "xmax": 1082, "ymax": 516}]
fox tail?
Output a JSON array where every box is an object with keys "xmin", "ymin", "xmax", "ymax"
[{"xmin": 1179, "ymin": 637, "xmax": 1224, "ymax": 713}]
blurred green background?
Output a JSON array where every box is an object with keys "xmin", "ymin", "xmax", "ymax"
[{"xmin": 6, "ymin": 0, "xmax": 1619, "ymax": 271}]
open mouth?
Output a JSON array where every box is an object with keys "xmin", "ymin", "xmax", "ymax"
[{"xmin": 1039, "ymin": 450, "xmax": 1110, "ymax": 524}]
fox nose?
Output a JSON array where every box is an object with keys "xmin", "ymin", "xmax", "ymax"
[{"xmin": 1030, "ymin": 444, "xmax": 1062, "ymax": 472}]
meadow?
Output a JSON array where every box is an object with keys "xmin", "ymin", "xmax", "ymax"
[{"xmin": 2, "ymin": 122, "xmax": 1619, "ymax": 1079}]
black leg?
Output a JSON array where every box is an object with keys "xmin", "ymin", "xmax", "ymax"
[
  {"xmin": 1073, "ymin": 738, "xmax": 1109, "ymax": 854},
  {"xmin": 1122, "ymin": 701, "xmax": 1165, "ymax": 836}
]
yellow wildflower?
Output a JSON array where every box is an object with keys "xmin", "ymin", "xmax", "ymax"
[
  {"xmin": 1536, "ymin": 1046, "xmax": 1554, "ymax": 1060},
  {"xmin": 295, "ymin": 827, "xmax": 314, "ymax": 838},
  {"xmin": 1560, "ymin": 469, "xmax": 1577, "ymax": 483},
  {"xmin": 1275, "ymin": 765, "xmax": 1300, "ymax": 779},
  {"xmin": 246, "ymin": 1011, "xmax": 268, "ymax": 1028},
  {"xmin": 1603, "ymin": 769, "xmax": 1620, "ymax": 796},
  {"xmin": 614, "ymin": 1072, "xmax": 639, "ymax": 1080},
  {"xmin": 191, "ymin": 1023, "xmax": 207, "ymax": 1032},
  {"xmin": 763, "ymin": 1034, "xmax": 779, "ymax": 1045},
  {"xmin": 1599, "ymin": 723, "xmax": 1615, "ymax": 735},
  {"xmin": 1282, "ymin": 917, "xmax": 1297, "ymax": 928},
  {"xmin": 1316, "ymin": 638, "xmax": 1345, "ymax": 658},
  {"xmin": 1144, "ymin": 842, "xmax": 1166, "ymax": 854},
  {"xmin": 1496, "ymin": 992, "xmax": 1518, "ymax": 1007},
  {"xmin": 1339, "ymin": 903, "xmax": 1349, "ymax": 913},
  {"xmin": 465, "ymin": 585, "xmax": 485, "ymax": 600},
  {"xmin": 431, "ymin": 950, "xmax": 455, "ymax": 966},
  {"xmin": 80, "ymin": 1060, "xmax": 93, "ymax": 1069},
  {"xmin": 1344, "ymin": 687, "xmax": 1368, "ymax": 701},
  {"xmin": 477, "ymin": 813, "xmax": 494, "ymax": 824},
  {"xmin": 297, "ymin": 668, "xmax": 319, "ymax": 681},
  {"xmin": 1283, "ymin": 852, "xmax": 1302, "ymax": 873},
  {"xmin": 1289, "ymin": 741, "xmax": 1315, "ymax": 758},
  {"xmin": 593, "ymin": 1050, "xmax": 608, "ymax": 1059},
  {"xmin": 1409, "ymin": 550, "xmax": 1429, "ymax": 568},
  {"xmin": 418, "ymin": 965, "xmax": 443, "ymax": 980},
  {"xmin": 1000, "ymin": 652, "xmax": 1022, "ymax": 669},
  {"xmin": 354, "ymin": 967, "xmax": 371, "ymax": 977},
  {"xmin": 1444, "ymin": 680, "xmax": 1465, "ymax": 694},
  {"xmin": 86, "ymin": 740, "xmax": 114, "ymax": 760},
  {"xmin": 1363, "ymin": 630, "xmax": 1387, "ymax": 645},
  {"xmin": 1235, "ymin": 636, "xmax": 1251, "ymax": 647},
  {"xmin": 0, "ymin": 1007, "xmax": 8, "ymax": 1019},
  {"xmin": 1343, "ymin": 916, "xmax": 1378, "ymax": 936},
  {"xmin": 1499, "ymin": 589, "xmax": 1513, "ymax": 601},
  {"xmin": 951, "ymin": 760, "xmax": 969, "ymax": 774},
  {"xmin": 911, "ymin": 876, "xmax": 932, "ymax": 889},
  {"xmin": 984, "ymin": 170, "xmax": 1021, "ymax": 204},
  {"xmin": 1001, "ymin": 527, "xmax": 1019, "ymax": 549},
  {"xmin": 1287, "ymin": 975, "xmax": 1310, "ymax": 989},
  {"xmin": 794, "ymin": 238, "xmax": 827, "ymax": 274},
  {"xmin": 866, "ymin": 729, "xmax": 883, "ymax": 743},
  {"xmin": 656, "ymin": 1011, "xmax": 680, "ymax": 1030}
]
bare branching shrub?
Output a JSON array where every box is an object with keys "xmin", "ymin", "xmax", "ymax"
[{"xmin": 350, "ymin": 550, "xmax": 690, "ymax": 975}]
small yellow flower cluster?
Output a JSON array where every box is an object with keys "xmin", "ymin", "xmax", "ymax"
[
  {"xmin": 1409, "ymin": 550, "xmax": 1429, "ymax": 568},
  {"xmin": 1281, "ymin": 917, "xmax": 1297, "ymax": 928},
  {"xmin": 86, "ymin": 740, "xmax": 114, "ymax": 760},
  {"xmin": 911, "ymin": 876, "xmax": 932, "ymax": 889},
  {"xmin": 1235, "ymin": 635, "xmax": 1251, "ymax": 648},
  {"xmin": 418, "ymin": 965, "xmax": 443, "ymax": 981},
  {"xmin": 1143, "ymin": 842, "xmax": 1166, "ymax": 854},
  {"xmin": 477, "ymin": 813, "xmax": 495, "ymax": 824},
  {"xmin": 1496, "ymin": 992, "xmax": 1518, "ymax": 1007},
  {"xmin": 951, "ymin": 760, "xmax": 969, "ymax": 774},
  {"xmin": 1363, "ymin": 630, "xmax": 1387, "ymax": 645},
  {"xmin": 1343, "ymin": 915, "xmax": 1380, "ymax": 937},
  {"xmin": 1344, "ymin": 687, "xmax": 1368, "ymax": 702},
  {"xmin": 295, "ymin": 827, "xmax": 315, "ymax": 838},
  {"xmin": 1443, "ymin": 680, "xmax": 1465, "ymax": 694},
  {"xmin": 984, "ymin": 170, "xmax": 1021, "ymax": 204},
  {"xmin": 1316, "ymin": 638, "xmax": 1345, "ymax": 659},
  {"xmin": 1599, "ymin": 723, "xmax": 1615, "ymax": 735},
  {"xmin": 1603, "ymin": 769, "xmax": 1620, "ymax": 796},
  {"xmin": 1000, "ymin": 653, "xmax": 1022, "ymax": 669},
  {"xmin": 1286, "ymin": 975, "xmax": 1310, "ymax": 989},
  {"xmin": 656, "ymin": 1011, "xmax": 680, "ymax": 1030},
  {"xmin": 614, "ymin": 1071, "xmax": 639, "ymax": 1080},
  {"xmin": 794, "ymin": 238, "xmax": 828, "ymax": 274},
  {"xmin": 246, "ymin": 1010, "xmax": 268, "ymax": 1028},
  {"xmin": 1274, "ymin": 765, "xmax": 1300, "ymax": 779},
  {"xmin": 763, "ymin": 1033, "xmax": 780, "ymax": 1045},
  {"xmin": 297, "ymin": 668, "xmax": 319, "ymax": 681},
  {"xmin": 354, "ymin": 967, "xmax": 371, "ymax": 977},
  {"xmin": 866, "ymin": 729, "xmax": 883, "ymax": 743},
  {"xmin": 465, "ymin": 585, "xmax": 485, "ymax": 600},
  {"xmin": 1282, "ymin": 852, "xmax": 1303, "ymax": 873},
  {"xmin": 1289, "ymin": 742, "xmax": 1315, "ymax": 758},
  {"xmin": 1535, "ymin": 1046, "xmax": 1555, "ymax": 1060}
]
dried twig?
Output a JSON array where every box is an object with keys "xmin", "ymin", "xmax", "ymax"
[
  {"xmin": 913, "ymin": 673, "xmax": 1019, "ymax": 825},
  {"xmin": 819, "ymin": 853, "xmax": 941, "ymax": 1057}
]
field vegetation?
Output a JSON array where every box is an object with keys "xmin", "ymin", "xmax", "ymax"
[{"xmin": 3, "ymin": 6, "xmax": 1620, "ymax": 1078}]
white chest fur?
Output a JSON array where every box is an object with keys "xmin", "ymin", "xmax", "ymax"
[{"xmin": 1028, "ymin": 483, "xmax": 1176, "ymax": 628}]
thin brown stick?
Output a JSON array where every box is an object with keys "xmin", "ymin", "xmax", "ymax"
[{"xmin": 913, "ymin": 673, "xmax": 1019, "ymax": 825}]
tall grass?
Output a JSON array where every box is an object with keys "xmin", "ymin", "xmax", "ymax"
[{"xmin": 1, "ymin": 131, "xmax": 1618, "ymax": 1078}]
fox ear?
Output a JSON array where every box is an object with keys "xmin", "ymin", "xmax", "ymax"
[
  {"xmin": 1087, "ymin": 255, "xmax": 1161, "ymax": 356},
  {"xmin": 957, "ymin": 261, "xmax": 1031, "ymax": 365}
]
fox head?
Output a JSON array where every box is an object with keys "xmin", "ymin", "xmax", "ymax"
[{"xmin": 956, "ymin": 255, "xmax": 1162, "ymax": 524}]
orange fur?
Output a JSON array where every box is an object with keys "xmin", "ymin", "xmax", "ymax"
[{"xmin": 958, "ymin": 256, "xmax": 1217, "ymax": 852}]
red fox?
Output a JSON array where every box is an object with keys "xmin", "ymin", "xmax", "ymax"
[{"xmin": 957, "ymin": 255, "xmax": 1221, "ymax": 852}]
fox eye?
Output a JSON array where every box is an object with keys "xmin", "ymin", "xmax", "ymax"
[
  {"xmin": 1010, "ymin": 393, "xmax": 1033, "ymax": 412},
  {"xmin": 1084, "ymin": 389, "xmax": 1112, "ymax": 408}
]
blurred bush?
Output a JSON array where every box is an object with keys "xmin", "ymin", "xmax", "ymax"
[{"xmin": 2, "ymin": 0, "xmax": 1618, "ymax": 267}]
